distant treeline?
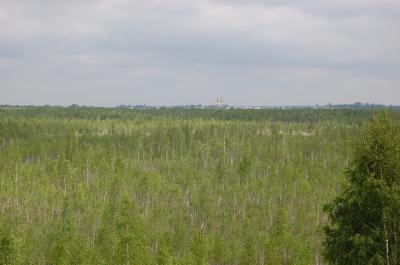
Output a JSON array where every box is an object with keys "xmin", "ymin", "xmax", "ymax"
[{"xmin": 1, "ymin": 106, "xmax": 399, "ymax": 123}]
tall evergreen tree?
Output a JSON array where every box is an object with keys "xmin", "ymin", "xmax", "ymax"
[
  {"xmin": 49, "ymin": 196, "xmax": 89, "ymax": 265},
  {"xmin": 95, "ymin": 167, "xmax": 123, "ymax": 264},
  {"xmin": 114, "ymin": 196, "xmax": 151, "ymax": 265},
  {"xmin": 323, "ymin": 111, "xmax": 400, "ymax": 265},
  {"xmin": 49, "ymin": 198, "xmax": 74, "ymax": 265},
  {"xmin": 265, "ymin": 207, "xmax": 291, "ymax": 265},
  {"xmin": 157, "ymin": 233, "xmax": 175, "ymax": 265},
  {"xmin": 191, "ymin": 232, "xmax": 208, "ymax": 265}
]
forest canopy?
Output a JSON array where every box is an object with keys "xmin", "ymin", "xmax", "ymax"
[{"xmin": 0, "ymin": 107, "xmax": 398, "ymax": 264}]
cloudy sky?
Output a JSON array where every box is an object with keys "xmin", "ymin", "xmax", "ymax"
[{"xmin": 0, "ymin": 0, "xmax": 399, "ymax": 106}]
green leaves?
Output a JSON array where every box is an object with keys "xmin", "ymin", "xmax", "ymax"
[
  {"xmin": 191, "ymin": 232, "xmax": 208, "ymax": 265},
  {"xmin": 1, "ymin": 107, "xmax": 386, "ymax": 264},
  {"xmin": 324, "ymin": 111, "xmax": 400, "ymax": 265},
  {"xmin": 0, "ymin": 227, "xmax": 18, "ymax": 265},
  {"xmin": 49, "ymin": 198, "xmax": 76, "ymax": 265},
  {"xmin": 264, "ymin": 207, "xmax": 312, "ymax": 265}
]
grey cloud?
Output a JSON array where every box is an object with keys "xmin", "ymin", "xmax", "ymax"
[{"xmin": 0, "ymin": 0, "xmax": 399, "ymax": 106}]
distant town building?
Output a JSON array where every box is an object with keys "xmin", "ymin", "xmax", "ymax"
[{"xmin": 215, "ymin": 98, "xmax": 225, "ymax": 108}]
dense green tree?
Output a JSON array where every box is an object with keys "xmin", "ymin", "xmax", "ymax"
[
  {"xmin": 49, "ymin": 198, "xmax": 75, "ymax": 265},
  {"xmin": 49, "ymin": 197, "xmax": 90, "ymax": 265},
  {"xmin": 238, "ymin": 156, "xmax": 251, "ymax": 183},
  {"xmin": 157, "ymin": 233, "xmax": 175, "ymax": 265},
  {"xmin": 0, "ymin": 226, "xmax": 18, "ymax": 265},
  {"xmin": 265, "ymin": 207, "xmax": 291, "ymax": 265},
  {"xmin": 114, "ymin": 196, "xmax": 152, "ymax": 265},
  {"xmin": 323, "ymin": 111, "xmax": 400, "ymax": 265},
  {"xmin": 191, "ymin": 232, "xmax": 208, "ymax": 265},
  {"xmin": 95, "ymin": 175, "xmax": 121, "ymax": 264}
]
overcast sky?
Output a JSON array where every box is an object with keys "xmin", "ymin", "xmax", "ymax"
[{"xmin": 0, "ymin": 0, "xmax": 399, "ymax": 106}]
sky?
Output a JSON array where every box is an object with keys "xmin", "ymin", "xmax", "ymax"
[{"xmin": 0, "ymin": 0, "xmax": 399, "ymax": 106}]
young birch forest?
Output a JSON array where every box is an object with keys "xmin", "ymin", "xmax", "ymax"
[{"xmin": 0, "ymin": 107, "xmax": 397, "ymax": 265}]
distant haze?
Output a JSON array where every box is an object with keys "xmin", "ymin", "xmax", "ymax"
[{"xmin": 0, "ymin": 0, "xmax": 399, "ymax": 106}]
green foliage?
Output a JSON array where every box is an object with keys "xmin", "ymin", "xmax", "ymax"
[
  {"xmin": 323, "ymin": 111, "xmax": 400, "ymax": 265},
  {"xmin": 238, "ymin": 156, "xmax": 251, "ymax": 183},
  {"xmin": 191, "ymin": 232, "xmax": 209, "ymax": 265},
  {"xmin": 0, "ymin": 106, "xmax": 389, "ymax": 264},
  {"xmin": 49, "ymin": 198, "xmax": 76, "ymax": 265},
  {"xmin": 264, "ymin": 207, "xmax": 312, "ymax": 265},
  {"xmin": 157, "ymin": 233, "xmax": 176, "ymax": 265},
  {"xmin": 114, "ymin": 196, "xmax": 152, "ymax": 265},
  {"xmin": 0, "ymin": 227, "xmax": 18, "ymax": 265}
]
